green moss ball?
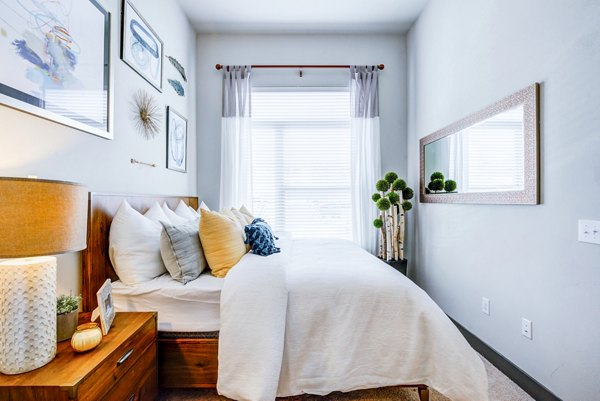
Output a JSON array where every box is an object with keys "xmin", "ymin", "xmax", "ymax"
[
  {"xmin": 387, "ymin": 192, "xmax": 400, "ymax": 205},
  {"xmin": 425, "ymin": 187, "xmax": 431, "ymax": 194},
  {"xmin": 376, "ymin": 197, "xmax": 391, "ymax": 211},
  {"xmin": 431, "ymin": 171, "xmax": 445, "ymax": 181},
  {"xmin": 444, "ymin": 180, "xmax": 457, "ymax": 192},
  {"xmin": 428, "ymin": 179, "xmax": 444, "ymax": 191},
  {"xmin": 392, "ymin": 178, "xmax": 407, "ymax": 191},
  {"xmin": 402, "ymin": 187, "xmax": 414, "ymax": 200},
  {"xmin": 376, "ymin": 179, "xmax": 391, "ymax": 192},
  {"xmin": 384, "ymin": 171, "xmax": 399, "ymax": 183},
  {"xmin": 402, "ymin": 201, "xmax": 413, "ymax": 211},
  {"xmin": 372, "ymin": 193, "xmax": 381, "ymax": 202},
  {"xmin": 373, "ymin": 218, "xmax": 384, "ymax": 228}
]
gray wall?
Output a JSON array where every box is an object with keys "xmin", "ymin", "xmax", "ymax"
[
  {"xmin": 407, "ymin": 1, "xmax": 600, "ymax": 399},
  {"xmin": 0, "ymin": 0, "xmax": 197, "ymax": 295},
  {"xmin": 196, "ymin": 33, "xmax": 408, "ymax": 209}
]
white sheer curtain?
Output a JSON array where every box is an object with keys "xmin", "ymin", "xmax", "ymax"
[
  {"xmin": 220, "ymin": 66, "xmax": 253, "ymax": 209},
  {"xmin": 350, "ymin": 66, "xmax": 381, "ymax": 254}
]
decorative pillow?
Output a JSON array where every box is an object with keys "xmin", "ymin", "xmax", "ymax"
[
  {"xmin": 245, "ymin": 218, "xmax": 280, "ymax": 256},
  {"xmin": 109, "ymin": 201, "xmax": 166, "ymax": 285},
  {"xmin": 199, "ymin": 201, "xmax": 210, "ymax": 211},
  {"xmin": 144, "ymin": 202, "xmax": 172, "ymax": 224},
  {"xmin": 162, "ymin": 203, "xmax": 188, "ymax": 225},
  {"xmin": 239, "ymin": 205, "xmax": 254, "ymax": 224},
  {"xmin": 160, "ymin": 220, "xmax": 207, "ymax": 284},
  {"xmin": 187, "ymin": 206, "xmax": 200, "ymax": 219},
  {"xmin": 199, "ymin": 209, "xmax": 247, "ymax": 278},
  {"xmin": 231, "ymin": 208, "xmax": 251, "ymax": 228},
  {"xmin": 175, "ymin": 200, "xmax": 198, "ymax": 221}
]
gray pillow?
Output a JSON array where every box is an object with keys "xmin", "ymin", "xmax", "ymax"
[{"xmin": 160, "ymin": 220, "xmax": 206, "ymax": 283}]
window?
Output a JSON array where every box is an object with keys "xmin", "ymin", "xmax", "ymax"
[{"xmin": 250, "ymin": 89, "xmax": 353, "ymax": 239}]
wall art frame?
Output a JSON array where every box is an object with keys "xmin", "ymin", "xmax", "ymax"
[
  {"xmin": 121, "ymin": 0, "xmax": 163, "ymax": 91},
  {"xmin": 166, "ymin": 106, "xmax": 187, "ymax": 173},
  {"xmin": 0, "ymin": 0, "xmax": 113, "ymax": 139}
]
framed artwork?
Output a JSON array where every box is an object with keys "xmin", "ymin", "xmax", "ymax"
[
  {"xmin": 0, "ymin": 0, "xmax": 113, "ymax": 139},
  {"xmin": 121, "ymin": 0, "xmax": 163, "ymax": 91},
  {"xmin": 96, "ymin": 279, "xmax": 115, "ymax": 335},
  {"xmin": 166, "ymin": 107, "xmax": 187, "ymax": 173}
]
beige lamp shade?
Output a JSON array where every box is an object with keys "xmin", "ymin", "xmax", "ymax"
[{"xmin": 0, "ymin": 177, "xmax": 88, "ymax": 258}]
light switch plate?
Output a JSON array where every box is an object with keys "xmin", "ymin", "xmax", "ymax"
[
  {"xmin": 481, "ymin": 297, "xmax": 490, "ymax": 315},
  {"xmin": 522, "ymin": 318, "xmax": 532, "ymax": 340},
  {"xmin": 578, "ymin": 220, "xmax": 600, "ymax": 245}
]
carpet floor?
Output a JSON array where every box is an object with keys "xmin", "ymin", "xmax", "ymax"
[{"xmin": 157, "ymin": 356, "xmax": 534, "ymax": 401}]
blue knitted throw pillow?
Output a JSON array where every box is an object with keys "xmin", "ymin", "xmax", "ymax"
[{"xmin": 244, "ymin": 218, "xmax": 280, "ymax": 256}]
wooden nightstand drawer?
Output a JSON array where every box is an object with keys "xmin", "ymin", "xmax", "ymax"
[
  {"xmin": 0, "ymin": 313, "xmax": 158, "ymax": 401},
  {"xmin": 103, "ymin": 342, "xmax": 158, "ymax": 401},
  {"xmin": 79, "ymin": 315, "xmax": 156, "ymax": 401}
]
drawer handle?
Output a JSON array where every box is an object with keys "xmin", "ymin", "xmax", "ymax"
[{"xmin": 117, "ymin": 348, "xmax": 134, "ymax": 367}]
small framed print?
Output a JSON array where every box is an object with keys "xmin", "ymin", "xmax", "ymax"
[
  {"xmin": 96, "ymin": 279, "xmax": 115, "ymax": 335},
  {"xmin": 121, "ymin": 0, "xmax": 163, "ymax": 91},
  {"xmin": 166, "ymin": 107, "xmax": 187, "ymax": 172}
]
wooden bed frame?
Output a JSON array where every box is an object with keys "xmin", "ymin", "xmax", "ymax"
[{"xmin": 81, "ymin": 192, "xmax": 430, "ymax": 400}]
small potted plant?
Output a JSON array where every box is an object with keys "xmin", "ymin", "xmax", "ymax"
[{"xmin": 57, "ymin": 294, "xmax": 81, "ymax": 342}]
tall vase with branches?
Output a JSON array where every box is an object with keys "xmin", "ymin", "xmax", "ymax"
[{"xmin": 372, "ymin": 172, "xmax": 414, "ymax": 261}]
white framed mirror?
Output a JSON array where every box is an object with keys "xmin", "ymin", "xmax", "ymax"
[{"xmin": 420, "ymin": 83, "xmax": 540, "ymax": 205}]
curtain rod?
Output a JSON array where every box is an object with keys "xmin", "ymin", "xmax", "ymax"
[{"xmin": 215, "ymin": 64, "xmax": 384, "ymax": 71}]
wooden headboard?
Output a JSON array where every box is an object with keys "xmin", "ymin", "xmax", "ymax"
[{"xmin": 81, "ymin": 192, "xmax": 199, "ymax": 312}]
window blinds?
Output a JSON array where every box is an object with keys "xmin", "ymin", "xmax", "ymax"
[{"xmin": 250, "ymin": 89, "xmax": 353, "ymax": 239}]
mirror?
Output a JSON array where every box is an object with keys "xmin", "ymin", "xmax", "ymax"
[{"xmin": 420, "ymin": 84, "xmax": 539, "ymax": 204}]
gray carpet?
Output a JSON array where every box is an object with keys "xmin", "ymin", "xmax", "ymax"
[{"xmin": 158, "ymin": 356, "xmax": 534, "ymax": 401}]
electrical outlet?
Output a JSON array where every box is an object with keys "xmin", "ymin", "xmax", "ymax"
[
  {"xmin": 578, "ymin": 220, "xmax": 600, "ymax": 245},
  {"xmin": 522, "ymin": 318, "xmax": 532, "ymax": 340},
  {"xmin": 481, "ymin": 297, "xmax": 490, "ymax": 315}
]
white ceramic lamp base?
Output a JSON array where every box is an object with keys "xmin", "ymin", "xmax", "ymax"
[{"xmin": 0, "ymin": 256, "xmax": 57, "ymax": 374}]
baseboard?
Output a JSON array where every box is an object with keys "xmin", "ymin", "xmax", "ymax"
[{"xmin": 450, "ymin": 318, "xmax": 562, "ymax": 401}]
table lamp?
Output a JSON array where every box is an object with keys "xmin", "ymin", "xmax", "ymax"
[{"xmin": 0, "ymin": 177, "xmax": 87, "ymax": 375}]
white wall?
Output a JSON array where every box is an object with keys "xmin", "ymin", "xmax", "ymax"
[
  {"xmin": 0, "ymin": 0, "xmax": 197, "ymax": 296},
  {"xmin": 407, "ymin": 1, "xmax": 600, "ymax": 399},
  {"xmin": 196, "ymin": 33, "xmax": 408, "ymax": 209}
]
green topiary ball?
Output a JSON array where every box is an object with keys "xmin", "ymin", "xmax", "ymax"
[
  {"xmin": 392, "ymin": 178, "xmax": 407, "ymax": 191},
  {"xmin": 444, "ymin": 180, "xmax": 457, "ymax": 192},
  {"xmin": 384, "ymin": 171, "xmax": 398, "ymax": 183},
  {"xmin": 402, "ymin": 187, "xmax": 414, "ymax": 200},
  {"xmin": 373, "ymin": 218, "xmax": 384, "ymax": 228},
  {"xmin": 428, "ymin": 179, "xmax": 444, "ymax": 192},
  {"xmin": 376, "ymin": 197, "xmax": 391, "ymax": 211},
  {"xmin": 402, "ymin": 200, "xmax": 413, "ymax": 211},
  {"xmin": 387, "ymin": 192, "xmax": 400, "ymax": 205},
  {"xmin": 430, "ymin": 171, "xmax": 445, "ymax": 181},
  {"xmin": 376, "ymin": 179, "xmax": 391, "ymax": 192},
  {"xmin": 372, "ymin": 193, "xmax": 381, "ymax": 202},
  {"xmin": 425, "ymin": 187, "xmax": 431, "ymax": 194}
]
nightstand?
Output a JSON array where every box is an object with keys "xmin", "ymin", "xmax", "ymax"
[
  {"xmin": 0, "ymin": 312, "xmax": 158, "ymax": 401},
  {"xmin": 382, "ymin": 258, "xmax": 408, "ymax": 276}
]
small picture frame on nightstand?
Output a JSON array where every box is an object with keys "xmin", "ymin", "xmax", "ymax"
[{"xmin": 93, "ymin": 279, "xmax": 115, "ymax": 335}]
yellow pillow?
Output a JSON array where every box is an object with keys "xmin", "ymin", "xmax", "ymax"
[{"xmin": 199, "ymin": 209, "xmax": 247, "ymax": 278}]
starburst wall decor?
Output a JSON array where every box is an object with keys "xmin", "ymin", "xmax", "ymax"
[{"xmin": 132, "ymin": 89, "xmax": 162, "ymax": 140}]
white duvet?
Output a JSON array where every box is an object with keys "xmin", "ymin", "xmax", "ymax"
[{"xmin": 218, "ymin": 235, "xmax": 489, "ymax": 401}]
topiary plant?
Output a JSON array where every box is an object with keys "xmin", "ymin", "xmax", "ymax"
[
  {"xmin": 384, "ymin": 171, "xmax": 398, "ymax": 183},
  {"xmin": 376, "ymin": 179, "xmax": 390, "ymax": 192},
  {"xmin": 444, "ymin": 180, "xmax": 457, "ymax": 192},
  {"xmin": 373, "ymin": 171, "xmax": 413, "ymax": 262},
  {"xmin": 387, "ymin": 192, "xmax": 400, "ymax": 205},
  {"xmin": 428, "ymin": 179, "xmax": 444, "ymax": 192},
  {"xmin": 430, "ymin": 171, "xmax": 444, "ymax": 181}
]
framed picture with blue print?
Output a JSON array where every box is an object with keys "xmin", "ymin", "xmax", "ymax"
[
  {"xmin": 166, "ymin": 106, "xmax": 187, "ymax": 173},
  {"xmin": 0, "ymin": 0, "xmax": 113, "ymax": 139},
  {"xmin": 121, "ymin": 0, "xmax": 163, "ymax": 91}
]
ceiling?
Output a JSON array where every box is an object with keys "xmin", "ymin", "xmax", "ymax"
[{"xmin": 178, "ymin": 0, "xmax": 429, "ymax": 34}]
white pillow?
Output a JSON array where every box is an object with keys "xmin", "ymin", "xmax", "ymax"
[
  {"xmin": 145, "ymin": 202, "xmax": 172, "ymax": 224},
  {"xmin": 239, "ymin": 205, "xmax": 254, "ymax": 224},
  {"xmin": 109, "ymin": 201, "xmax": 166, "ymax": 286},
  {"xmin": 175, "ymin": 200, "xmax": 198, "ymax": 220},
  {"xmin": 199, "ymin": 201, "xmax": 210, "ymax": 211},
  {"xmin": 162, "ymin": 203, "xmax": 188, "ymax": 225},
  {"xmin": 187, "ymin": 206, "xmax": 200, "ymax": 219}
]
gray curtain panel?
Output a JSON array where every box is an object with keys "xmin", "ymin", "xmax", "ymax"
[
  {"xmin": 222, "ymin": 65, "xmax": 252, "ymax": 118},
  {"xmin": 350, "ymin": 66, "xmax": 380, "ymax": 119}
]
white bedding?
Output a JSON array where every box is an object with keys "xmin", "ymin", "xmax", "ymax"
[
  {"xmin": 112, "ymin": 272, "xmax": 223, "ymax": 332},
  {"xmin": 218, "ymin": 235, "xmax": 489, "ymax": 401}
]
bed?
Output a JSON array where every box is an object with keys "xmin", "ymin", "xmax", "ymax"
[{"xmin": 82, "ymin": 192, "xmax": 488, "ymax": 401}]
